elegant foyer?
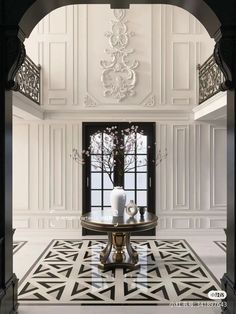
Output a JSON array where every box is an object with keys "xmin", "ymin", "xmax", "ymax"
[{"xmin": 0, "ymin": 1, "xmax": 236, "ymax": 314}]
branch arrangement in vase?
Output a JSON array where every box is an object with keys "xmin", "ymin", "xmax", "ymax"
[{"xmin": 71, "ymin": 125, "xmax": 167, "ymax": 185}]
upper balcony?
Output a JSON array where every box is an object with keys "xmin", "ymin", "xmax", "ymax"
[
  {"xmin": 193, "ymin": 54, "xmax": 226, "ymax": 121},
  {"xmin": 17, "ymin": 55, "xmax": 41, "ymax": 105},
  {"xmin": 14, "ymin": 52, "xmax": 226, "ymax": 122},
  {"xmin": 13, "ymin": 55, "xmax": 43, "ymax": 120}
]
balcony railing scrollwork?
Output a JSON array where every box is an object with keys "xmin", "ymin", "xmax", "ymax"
[
  {"xmin": 198, "ymin": 54, "xmax": 225, "ymax": 105},
  {"xmin": 16, "ymin": 55, "xmax": 41, "ymax": 105}
]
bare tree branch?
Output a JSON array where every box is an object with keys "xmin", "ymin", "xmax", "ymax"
[{"xmin": 71, "ymin": 125, "xmax": 167, "ymax": 185}]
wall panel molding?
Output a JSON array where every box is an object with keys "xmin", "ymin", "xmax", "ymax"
[
  {"xmin": 171, "ymin": 97, "xmax": 190, "ymax": 105},
  {"xmin": 43, "ymin": 124, "xmax": 50, "ymax": 211},
  {"xmin": 193, "ymin": 124, "xmax": 201, "ymax": 210},
  {"xmin": 158, "ymin": 215, "xmax": 226, "ymax": 230},
  {"xmin": 49, "ymin": 42, "xmax": 67, "ymax": 91},
  {"xmin": 38, "ymin": 124, "xmax": 44, "ymax": 211},
  {"xmin": 171, "ymin": 6, "xmax": 191, "ymax": 34},
  {"xmin": 24, "ymin": 4, "xmax": 215, "ymax": 109},
  {"xmin": 50, "ymin": 125, "xmax": 66, "ymax": 210},
  {"xmin": 13, "ymin": 124, "xmax": 30, "ymax": 211},
  {"xmin": 173, "ymin": 125, "xmax": 190, "ymax": 210},
  {"xmin": 172, "ymin": 42, "xmax": 190, "ymax": 91},
  {"xmin": 48, "ymin": 6, "xmax": 67, "ymax": 34},
  {"xmin": 13, "ymin": 122, "xmax": 226, "ymax": 230},
  {"xmin": 73, "ymin": 5, "xmax": 79, "ymax": 106},
  {"xmin": 210, "ymin": 126, "xmax": 227, "ymax": 209}
]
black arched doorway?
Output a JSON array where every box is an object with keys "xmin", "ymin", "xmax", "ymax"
[{"xmin": 0, "ymin": 1, "xmax": 235, "ymax": 313}]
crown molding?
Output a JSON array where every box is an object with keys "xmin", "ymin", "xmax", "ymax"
[{"xmin": 43, "ymin": 108, "xmax": 192, "ymax": 121}]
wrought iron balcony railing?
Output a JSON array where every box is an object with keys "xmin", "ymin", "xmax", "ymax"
[
  {"xmin": 16, "ymin": 55, "xmax": 41, "ymax": 105},
  {"xmin": 15, "ymin": 53, "xmax": 224, "ymax": 106},
  {"xmin": 198, "ymin": 54, "xmax": 225, "ymax": 105}
]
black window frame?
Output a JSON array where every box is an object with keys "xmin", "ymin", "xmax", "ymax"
[{"xmin": 82, "ymin": 122, "xmax": 156, "ymax": 236}]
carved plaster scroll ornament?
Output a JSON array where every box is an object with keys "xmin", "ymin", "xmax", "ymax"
[
  {"xmin": 84, "ymin": 95, "xmax": 97, "ymax": 107},
  {"xmin": 143, "ymin": 95, "xmax": 156, "ymax": 107},
  {"xmin": 100, "ymin": 9, "xmax": 139, "ymax": 102}
]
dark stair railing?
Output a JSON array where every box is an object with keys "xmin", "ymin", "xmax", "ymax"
[
  {"xmin": 16, "ymin": 55, "xmax": 41, "ymax": 105},
  {"xmin": 198, "ymin": 54, "xmax": 225, "ymax": 105}
]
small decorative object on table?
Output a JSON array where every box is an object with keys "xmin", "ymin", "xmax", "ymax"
[
  {"xmin": 126, "ymin": 200, "xmax": 138, "ymax": 217},
  {"xmin": 139, "ymin": 206, "xmax": 146, "ymax": 216},
  {"xmin": 110, "ymin": 186, "xmax": 126, "ymax": 217}
]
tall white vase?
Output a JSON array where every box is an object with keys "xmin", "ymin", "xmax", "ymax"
[{"xmin": 110, "ymin": 186, "xmax": 126, "ymax": 217}]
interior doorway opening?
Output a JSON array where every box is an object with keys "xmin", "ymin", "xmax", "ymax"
[{"xmin": 1, "ymin": 0, "xmax": 234, "ymax": 312}]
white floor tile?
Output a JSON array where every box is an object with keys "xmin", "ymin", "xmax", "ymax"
[{"xmin": 14, "ymin": 230, "xmax": 226, "ymax": 313}]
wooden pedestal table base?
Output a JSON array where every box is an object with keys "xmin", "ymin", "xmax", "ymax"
[
  {"xmin": 80, "ymin": 209, "xmax": 158, "ymax": 270},
  {"xmin": 99, "ymin": 232, "xmax": 139, "ymax": 269}
]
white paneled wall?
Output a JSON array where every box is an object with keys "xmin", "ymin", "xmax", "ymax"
[
  {"xmin": 25, "ymin": 4, "xmax": 214, "ymax": 112},
  {"xmin": 13, "ymin": 122, "xmax": 81, "ymax": 230},
  {"xmin": 156, "ymin": 123, "xmax": 226, "ymax": 230},
  {"xmin": 13, "ymin": 4, "xmax": 226, "ymax": 231},
  {"xmin": 13, "ymin": 121, "xmax": 226, "ymax": 230}
]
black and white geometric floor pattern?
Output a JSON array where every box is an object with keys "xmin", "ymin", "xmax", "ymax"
[
  {"xmin": 18, "ymin": 239, "xmax": 221, "ymax": 305},
  {"xmin": 13, "ymin": 241, "xmax": 27, "ymax": 254},
  {"xmin": 214, "ymin": 241, "xmax": 226, "ymax": 252}
]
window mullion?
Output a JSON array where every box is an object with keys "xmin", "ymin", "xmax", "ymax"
[
  {"xmin": 135, "ymin": 132, "xmax": 137, "ymax": 204},
  {"xmin": 101, "ymin": 133, "xmax": 104, "ymax": 210}
]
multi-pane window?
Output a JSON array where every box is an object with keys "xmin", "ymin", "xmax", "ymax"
[
  {"xmin": 90, "ymin": 132, "xmax": 114, "ymax": 210},
  {"xmin": 82, "ymin": 122, "xmax": 156, "ymax": 234},
  {"xmin": 124, "ymin": 133, "xmax": 148, "ymax": 207}
]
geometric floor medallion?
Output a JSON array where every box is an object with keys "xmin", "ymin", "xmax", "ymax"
[
  {"xmin": 13, "ymin": 241, "xmax": 27, "ymax": 254},
  {"xmin": 214, "ymin": 241, "xmax": 226, "ymax": 252},
  {"xmin": 18, "ymin": 239, "xmax": 221, "ymax": 305}
]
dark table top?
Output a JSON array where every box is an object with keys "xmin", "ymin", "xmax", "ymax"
[{"xmin": 80, "ymin": 208, "xmax": 158, "ymax": 233}]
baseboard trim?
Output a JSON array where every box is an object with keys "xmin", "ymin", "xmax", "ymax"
[{"xmin": 13, "ymin": 228, "xmax": 226, "ymax": 242}]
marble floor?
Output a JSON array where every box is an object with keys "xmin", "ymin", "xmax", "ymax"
[{"xmin": 14, "ymin": 229, "xmax": 226, "ymax": 314}]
